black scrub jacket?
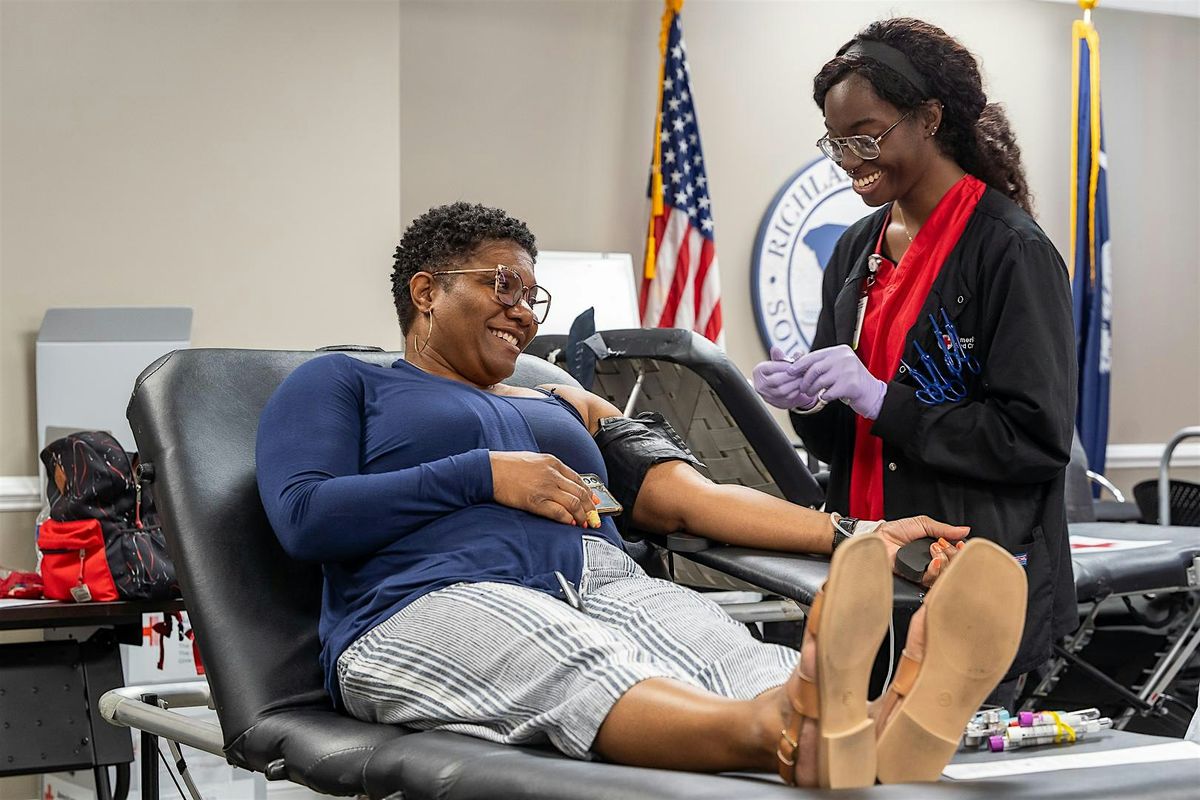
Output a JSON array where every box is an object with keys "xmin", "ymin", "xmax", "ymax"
[{"xmin": 793, "ymin": 187, "xmax": 1078, "ymax": 678}]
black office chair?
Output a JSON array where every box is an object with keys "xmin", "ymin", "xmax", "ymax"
[
  {"xmin": 1131, "ymin": 480, "xmax": 1200, "ymax": 527},
  {"xmin": 1065, "ymin": 431, "xmax": 1099, "ymax": 524}
]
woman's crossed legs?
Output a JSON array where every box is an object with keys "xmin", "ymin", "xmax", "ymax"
[
  {"xmin": 339, "ymin": 536, "xmax": 1025, "ymax": 788},
  {"xmin": 338, "ymin": 538, "xmax": 797, "ymax": 761}
]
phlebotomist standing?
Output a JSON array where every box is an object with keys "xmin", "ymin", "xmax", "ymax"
[{"xmin": 753, "ymin": 17, "xmax": 1078, "ymax": 707}]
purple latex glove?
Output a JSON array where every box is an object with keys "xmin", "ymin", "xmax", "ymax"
[
  {"xmin": 789, "ymin": 344, "xmax": 887, "ymax": 419},
  {"xmin": 752, "ymin": 346, "xmax": 822, "ymax": 411}
]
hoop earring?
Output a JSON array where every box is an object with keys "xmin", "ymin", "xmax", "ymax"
[{"xmin": 414, "ymin": 309, "xmax": 434, "ymax": 355}]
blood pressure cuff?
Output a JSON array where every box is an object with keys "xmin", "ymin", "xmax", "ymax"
[{"xmin": 594, "ymin": 412, "xmax": 705, "ymax": 532}]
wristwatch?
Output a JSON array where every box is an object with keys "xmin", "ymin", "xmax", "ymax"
[{"xmin": 830, "ymin": 513, "xmax": 860, "ymax": 553}]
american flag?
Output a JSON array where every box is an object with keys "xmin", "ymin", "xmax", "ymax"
[{"xmin": 639, "ymin": 4, "xmax": 723, "ymax": 346}]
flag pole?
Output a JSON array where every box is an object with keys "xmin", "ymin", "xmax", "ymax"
[
  {"xmin": 1069, "ymin": 0, "xmax": 1100, "ymax": 283},
  {"xmin": 1082, "ymin": 0, "xmax": 1101, "ymax": 283},
  {"xmin": 645, "ymin": 0, "xmax": 684, "ymax": 280}
]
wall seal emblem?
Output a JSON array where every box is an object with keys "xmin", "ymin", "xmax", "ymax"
[{"xmin": 751, "ymin": 157, "xmax": 874, "ymax": 358}]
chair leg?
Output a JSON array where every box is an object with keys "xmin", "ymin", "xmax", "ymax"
[
  {"xmin": 113, "ymin": 763, "xmax": 131, "ymax": 800},
  {"xmin": 93, "ymin": 765, "xmax": 113, "ymax": 800},
  {"xmin": 141, "ymin": 691, "xmax": 160, "ymax": 800}
]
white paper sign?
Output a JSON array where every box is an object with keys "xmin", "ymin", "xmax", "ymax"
[
  {"xmin": 942, "ymin": 740, "xmax": 1200, "ymax": 780},
  {"xmin": 533, "ymin": 251, "xmax": 640, "ymax": 336},
  {"xmin": 1069, "ymin": 534, "xmax": 1171, "ymax": 554}
]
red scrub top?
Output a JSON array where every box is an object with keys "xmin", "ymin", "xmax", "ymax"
[{"xmin": 848, "ymin": 174, "xmax": 986, "ymax": 520}]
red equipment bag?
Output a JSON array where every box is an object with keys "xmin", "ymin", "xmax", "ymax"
[
  {"xmin": 38, "ymin": 431, "xmax": 179, "ymax": 601},
  {"xmin": 37, "ymin": 518, "xmax": 120, "ymax": 602}
]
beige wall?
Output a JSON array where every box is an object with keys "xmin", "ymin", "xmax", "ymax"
[
  {"xmin": 0, "ymin": 0, "xmax": 403, "ymax": 469},
  {"xmin": 0, "ymin": 0, "xmax": 401, "ymax": 572},
  {"xmin": 2, "ymin": 2, "xmax": 1199, "ymax": 529}
]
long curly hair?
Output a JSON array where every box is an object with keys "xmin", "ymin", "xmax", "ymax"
[
  {"xmin": 391, "ymin": 202, "xmax": 538, "ymax": 333},
  {"xmin": 813, "ymin": 18, "xmax": 1033, "ymax": 215}
]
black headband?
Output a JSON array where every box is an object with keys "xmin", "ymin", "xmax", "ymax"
[{"xmin": 842, "ymin": 40, "xmax": 930, "ymax": 97}]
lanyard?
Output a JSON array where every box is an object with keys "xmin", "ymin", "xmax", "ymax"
[
  {"xmin": 852, "ymin": 209, "xmax": 899, "ymax": 351},
  {"xmin": 851, "ymin": 253, "xmax": 884, "ymax": 351}
]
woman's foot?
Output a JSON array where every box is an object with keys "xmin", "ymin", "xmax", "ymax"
[
  {"xmin": 775, "ymin": 534, "xmax": 892, "ymax": 788},
  {"xmin": 869, "ymin": 600, "xmax": 926, "ymax": 734},
  {"xmin": 873, "ymin": 538, "xmax": 1027, "ymax": 784}
]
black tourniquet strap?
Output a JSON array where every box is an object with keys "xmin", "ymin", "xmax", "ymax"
[{"xmin": 594, "ymin": 412, "xmax": 706, "ymax": 533}]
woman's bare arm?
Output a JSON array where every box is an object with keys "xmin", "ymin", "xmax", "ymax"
[
  {"xmin": 540, "ymin": 384, "xmax": 967, "ymax": 575},
  {"xmin": 632, "ymin": 460, "xmax": 837, "ymax": 553},
  {"xmin": 543, "ymin": 384, "xmax": 835, "ymax": 552}
]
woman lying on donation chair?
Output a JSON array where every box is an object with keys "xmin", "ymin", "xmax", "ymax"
[{"xmin": 255, "ymin": 202, "xmax": 1027, "ymax": 789}]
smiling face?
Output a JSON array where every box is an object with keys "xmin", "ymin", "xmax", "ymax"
[
  {"xmin": 409, "ymin": 238, "xmax": 538, "ymax": 388},
  {"xmin": 822, "ymin": 74, "xmax": 933, "ymax": 207}
]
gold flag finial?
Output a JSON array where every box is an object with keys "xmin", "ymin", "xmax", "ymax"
[{"xmin": 1078, "ymin": 0, "xmax": 1097, "ymax": 25}]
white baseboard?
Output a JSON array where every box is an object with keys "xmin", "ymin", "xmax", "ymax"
[
  {"xmin": 1106, "ymin": 442, "xmax": 1200, "ymax": 470},
  {"xmin": 0, "ymin": 476, "xmax": 40, "ymax": 512}
]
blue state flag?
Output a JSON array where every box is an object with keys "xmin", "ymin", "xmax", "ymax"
[{"xmin": 1070, "ymin": 17, "xmax": 1112, "ymax": 476}]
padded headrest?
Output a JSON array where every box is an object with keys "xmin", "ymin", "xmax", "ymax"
[{"xmin": 125, "ymin": 348, "xmax": 579, "ymax": 757}]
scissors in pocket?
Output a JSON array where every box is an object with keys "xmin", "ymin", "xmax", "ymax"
[
  {"xmin": 914, "ymin": 341, "xmax": 967, "ymax": 402},
  {"xmin": 902, "ymin": 359, "xmax": 948, "ymax": 405}
]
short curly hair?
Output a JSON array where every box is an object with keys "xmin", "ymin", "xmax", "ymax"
[
  {"xmin": 391, "ymin": 202, "xmax": 538, "ymax": 333},
  {"xmin": 813, "ymin": 18, "xmax": 1032, "ymax": 215}
]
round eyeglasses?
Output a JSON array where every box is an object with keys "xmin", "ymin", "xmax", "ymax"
[
  {"xmin": 816, "ymin": 111, "xmax": 912, "ymax": 165},
  {"xmin": 431, "ymin": 264, "xmax": 552, "ymax": 324}
]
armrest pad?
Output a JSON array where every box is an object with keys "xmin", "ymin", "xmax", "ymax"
[
  {"xmin": 679, "ymin": 547, "xmax": 925, "ymax": 612},
  {"xmin": 666, "ymin": 532, "xmax": 712, "ymax": 552}
]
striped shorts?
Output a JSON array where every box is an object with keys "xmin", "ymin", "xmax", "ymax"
[{"xmin": 337, "ymin": 537, "xmax": 799, "ymax": 759}]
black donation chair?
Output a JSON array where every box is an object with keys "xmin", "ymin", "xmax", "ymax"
[
  {"xmin": 99, "ymin": 340, "xmax": 1197, "ymax": 800},
  {"xmin": 98, "ymin": 346, "xmax": 820, "ymax": 799},
  {"xmin": 1029, "ymin": 425, "xmax": 1200, "ymax": 728}
]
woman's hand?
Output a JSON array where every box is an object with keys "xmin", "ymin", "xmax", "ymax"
[
  {"xmin": 489, "ymin": 451, "xmax": 599, "ymax": 528},
  {"xmin": 876, "ymin": 515, "xmax": 970, "ymax": 588},
  {"xmin": 790, "ymin": 345, "xmax": 887, "ymax": 419},
  {"xmin": 752, "ymin": 346, "xmax": 822, "ymax": 411}
]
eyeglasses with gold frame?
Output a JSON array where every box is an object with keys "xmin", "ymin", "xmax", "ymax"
[{"xmin": 431, "ymin": 264, "xmax": 552, "ymax": 324}]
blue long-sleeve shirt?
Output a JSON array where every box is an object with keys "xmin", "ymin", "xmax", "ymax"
[{"xmin": 255, "ymin": 354, "xmax": 623, "ymax": 705}]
